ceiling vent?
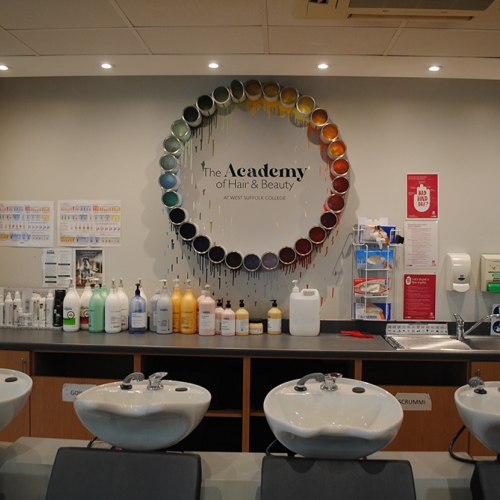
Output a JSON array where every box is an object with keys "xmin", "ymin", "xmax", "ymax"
[{"xmin": 293, "ymin": 0, "xmax": 500, "ymax": 21}]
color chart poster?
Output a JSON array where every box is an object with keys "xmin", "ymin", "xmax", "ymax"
[
  {"xmin": 57, "ymin": 200, "xmax": 121, "ymax": 247},
  {"xmin": 406, "ymin": 173, "xmax": 438, "ymax": 219},
  {"xmin": 0, "ymin": 200, "xmax": 54, "ymax": 247}
]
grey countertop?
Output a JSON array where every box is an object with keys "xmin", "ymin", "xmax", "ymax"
[{"xmin": 0, "ymin": 327, "xmax": 499, "ymax": 360}]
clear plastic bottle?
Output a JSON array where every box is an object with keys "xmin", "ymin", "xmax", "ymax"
[
  {"xmin": 63, "ymin": 278, "xmax": 81, "ymax": 332},
  {"xmin": 105, "ymin": 279, "xmax": 122, "ymax": 333},
  {"xmin": 117, "ymin": 278, "xmax": 129, "ymax": 331},
  {"xmin": 215, "ymin": 299, "xmax": 224, "ymax": 335},
  {"xmin": 129, "ymin": 283, "xmax": 147, "ymax": 334},
  {"xmin": 180, "ymin": 279, "xmax": 197, "ymax": 334},
  {"xmin": 198, "ymin": 285, "xmax": 215, "ymax": 336},
  {"xmin": 267, "ymin": 299, "xmax": 282, "ymax": 335},
  {"xmin": 171, "ymin": 278, "xmax": 182, "ymax": 333},
  {"xmin": 156, "ymin": 279, "xmax": 172, "ymax": 335},
  {"xmin": 221, "ymin": 300, "xmax": 235, "ymax": 336},
  {"xmin": 79, "ymin": 278, "xmax": 93, "ymax": 330},
  {"xmin": 235, "ymin": 300, "xmax": 249, "ymax": 336},
  {"xmin": 149, "ymin": 288, "xmax": 161, "ymax": 332}
]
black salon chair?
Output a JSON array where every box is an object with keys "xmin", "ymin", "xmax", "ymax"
[
  {"xmin": 260, "ymin": 455, "xmax": 417, "ymax": 500},
  {"xmin": 470, "ymin": 460, "xmax": 500, "ymax": 500},
  {"xmin": 45, "ymin": 447, "xmax": 201, "ymax": 500}
]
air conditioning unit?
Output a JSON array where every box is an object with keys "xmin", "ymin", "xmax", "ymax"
[{"xmin": 293, "ymin": 0, "xmax": 500, "ymax": 22}]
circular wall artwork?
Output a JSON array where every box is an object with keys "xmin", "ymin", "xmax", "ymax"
[{"xmin": 159, "ymin": 79, "xmax": 350, "ymax": 271}]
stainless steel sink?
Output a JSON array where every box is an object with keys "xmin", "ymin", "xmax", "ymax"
[
  {"xmin": 463, "ymin": 336, "xmax": 500, "ymax": 351},
  {"xmin": 385, "ymin": 335, "xmax": 472, "ymax": 351}
]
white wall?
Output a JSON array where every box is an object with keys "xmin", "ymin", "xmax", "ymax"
[{"xmin": 1, "ymin": 76, "xmax": 499, "ymax": 322}]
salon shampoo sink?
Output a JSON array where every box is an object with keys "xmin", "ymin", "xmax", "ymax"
[
  {"xmin": 263, "ymin": 375, "xmax": 403, "ymax": 459},
  {"xmin": 0, "ymin": 368, "xmax": 33, "ymax": 431},
  {"xmin": 74, "ymin": 372, "xmax": 211, "ymax": 451},
  {"xmin": 455, "ymin": 381, "xmax": 500, "ymax": 454}
]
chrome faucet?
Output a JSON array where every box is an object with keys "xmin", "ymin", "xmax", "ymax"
[
  {"xmin": 454, "ymin": 313, "xmax": 500, "ymax": 341},
  {"xmin": 120, "ymin": 372, "xmax": 145, "ymax": 390},
  {"xmin": 294, "ymin": 372, "xmax": 342, "ymax": 392},
  {"xmin": 148, "ymin": 372, "xmax": 168, "ymax": 391}
]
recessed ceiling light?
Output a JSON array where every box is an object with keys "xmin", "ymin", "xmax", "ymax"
[
  {"xmin": 0, "ymin": 65, "xmax": 10, "ymax": 71},
  {"xmin": 101, "ymin": 63, "xmax": 113, "ymax": 69},
  {"xmin": 318, "ymin": 63, "xmax": 329, "ymax": 70},
  {"xmin": 429, "ymin": 65, "xmax": 442, "ymax": 72},
  {"xmin": 208, "ymin": 62, "xmax": 219, "ymax": 69}
]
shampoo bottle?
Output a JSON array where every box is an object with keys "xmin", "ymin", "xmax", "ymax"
[
  {"xmin": 156, "ymin": 279, "xmax": 173, "ymax": 334},
  {"xmin": 129, "ymin": 283, "xmax": 147, "ymax": 334},
  {"xmin": 88, "ymin": 283, "xmax": 105, "ymax": 333},
  {"xmin": 235, "ymin": 300, "xmax": 249, "ymax": 336},
  {"xmin": 220, "ymin": 301, "xmax": 235, "ymax": 336},
  {"xmin": 79, "ymin": 278, "xmax": 93, "ymax": 330},
  {"xmin": 63, "ymin": 278, "xmax": 81, "ymax": 332},
  {"xmin": 267, "ymin": 299, "xmax": 282, "ymax": 335},
  {"xmin": 117, "ymin": 278, "xmax": 129, "ymax": 331},
  {"xmin": 53, "ymin": 290, "xmax": 65, "ymax": 328},
  {"xmin": 289, "ymin": 280, "xmax": 321, "ymax": 337},
  {"xmin": 0, "ymin": 294, "xmax": 4, "ymax": 327},
  {"xmin": 105, "ymin": 279, "xmax": 122, "ymax": 333},
  {"xmin": 198, "ymin": 285, "xmax": 215, "ymax": 336},
  {"xmin": 180, "ymin": 279, "xmax": 197, "ymax": 334},
  {"xmin": 215, "ymin": 299, "xmax": 224, "ymax": 335},
  {"xmin": 13, "ymin": 291, "xmax": 22, "ymax": 326},
  {"xmin": 171, "ymin": 278, "xmax": 182, "ymax": 333},
  {"xmin": 137, "ymin": 278, "xmax": 148, "ymax": 323},
  {"xmin": 149, "ymin": 288, "xmax": 161, "ymax": 332}
]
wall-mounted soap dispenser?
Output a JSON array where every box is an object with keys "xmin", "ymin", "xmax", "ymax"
[
  {"xmin": 480, "ymin": 254, "xmax": 500, "ymax": 292},
  {"xmin": 446, "ymin": 253, "xmax": 471, "ymax": 292}
]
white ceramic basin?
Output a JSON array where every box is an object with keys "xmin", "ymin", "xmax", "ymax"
[
  {"xmin": 0, "ymin": 368, "xmax": 33, "ymax": 431},
  {"xmin": 74, "ymin": 376, "xmax": 211, "ymax": 451},
  {"xmin": 455, "ymin": 381, "xmax": 500, "ymax": 454},
  {"xmin": 264, "ymin": 376, "xmax": 403, "ymax": 459}
]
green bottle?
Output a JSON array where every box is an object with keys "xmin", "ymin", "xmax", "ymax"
[{"xmin": 88, "ymin": 284, "xmax": 105, "ymax": 333}]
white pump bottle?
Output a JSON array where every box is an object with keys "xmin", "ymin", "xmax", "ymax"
[
  {"xmin": 156, "ymin": 279, "xmax": 173, "ymax": 334},
  {"xmin": 63, "ymin": 278, "xmax": 81, "ymax": 332},
  {"xmin": 105, "ymin": 279, "xmax": 122, "ymax": 333}
]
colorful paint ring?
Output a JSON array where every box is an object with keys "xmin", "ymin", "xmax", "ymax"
[
  {"xmin": 243, "ymin": 253, "xmax": 262, "ymax": 272},
  {"xmin": 159, "ymin": 79, "xmax": 351, "ymax": 271},
  {"xmin": 179, "ymin": 221, "xmax": 198, "ymax": 242},
  {"xmin": 193, "ymin": 235, "xmax": 212, "ymax": 254},
  {"xmin": 294, "ymin": 238, "xmax": 313, "ymax": 257}
]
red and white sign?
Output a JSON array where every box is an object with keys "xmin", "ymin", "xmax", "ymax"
[
  {"xmin": 406, "ymin": 173, "xmax": 438, "ymax": 219},
  {"xmin": 403, "ymin": 274, "xmax": 436, "ymax": 320}
]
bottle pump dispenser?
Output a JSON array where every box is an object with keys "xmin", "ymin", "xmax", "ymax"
[{"xmin": 445, "ymin": 253, "xmax": 471, "ymax": 292}]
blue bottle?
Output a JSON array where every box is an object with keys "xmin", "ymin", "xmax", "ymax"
[{"xmin": 129, "ymin": 283, "xmax": 147, "ymax": 334}]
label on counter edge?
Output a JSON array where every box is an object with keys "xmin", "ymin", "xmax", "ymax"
[
  {"xmin": 62, "ymin": 383, "xmax": 96, "ymax": 402},
  {"xmin": 395, "ymin": 392, "xmax": 432, "ymax": 411}
]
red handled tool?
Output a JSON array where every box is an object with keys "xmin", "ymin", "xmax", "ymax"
[{"xmin": 340, "ymin": 330, "xmax": 374, "ymax": 339}]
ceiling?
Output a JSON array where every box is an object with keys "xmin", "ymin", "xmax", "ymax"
[{"xmin": 1, "ymin": 0, "xmax": 500, "ymax": 80}]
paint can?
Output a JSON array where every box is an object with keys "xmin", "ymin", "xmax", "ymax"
[
  {"xmin": 332, "ymin": 176, "xmax": 349, "ymax": 195},
  {"xmin": 261, "ymin": 252, "xmax": 279, "ymax": 271},
  {"xmin": 320, "ymin": 122, "xmax": 339, "ymax": 144},
  {"xmin": 163, "ymin": 135, "xmax": 184, "ymax": 157},
  {"xmin": 262, "ymin": 81, "xmax": 280, "ymax": 102},
  {"xmin": 279, "ymin": 87, "xmax": 299, "ymax": 108},
  {"xmin": 331, "ymin": 157, "xmax": 350, "ymax": 176},
  {"xmin": 179, "ymin": 221, "xmax": 198, "ymax": 242},
  {"xmin": 309, "ymin": 226, "xmax": 327, "ymax": 245},
  {"xmin": 278, "ymin": 246, "xmax": 297, "ymax": 266},
  {"xmin": 168, "ymin": 207, "xmax": 189, "ymax": 226},
  {"xmin": 320, "ymin": 211, "xmax": 338, "ymax": 231},
  {"xmin": 212, "ymin": 86, "xmax": 231, "ymax": 109},
  {"xmin": 327, "ymin": 140, "xmax": 347, "ymax": 160},
  {"xmin": 230, "ymin": 80, "xmax": 246, "ymax": 103},
  {"xmin": 324, "ymin": 194, "xmax": 345, "ymax": 213},
  {"xmin": 197, "ymin": 94, "xmax": 216, "ymax": 116},
  {"xmin": 295, "ymin": 95, "xmax": 315, "ymax": 117},
  {"xmin": 243, "ymin": 253, "xmax": 262, "ymax": 272},
  {"xmin": 193, "ymin": 234, "xmax": 212, "ymax": 255},
  {"xmin": 310, "ymin": 108, "xmax": 329, "ymax": 129},
  {"xmin": 294, "ymin": 238, "xmax": 313, "ymax": 257},
  {"xmin": 225, "ymin": 251, "xmax": 243, "ymax": 270},
  {"xmin": 159, "ymin": 153, "xmax": 179, "ymax": 173},
  {"xmin": 208, "ymin": 245, "xmax": 226, "ymax": 265},
  {"xmin": 162, "ymin": 190, "xmax": 183, "ymax": 209},
  {"xmin": 244, "ymin": 79, "xmax": 262, "ymax": 101},
  {"xmin": 171, "ymin": 119, "xmax": 192, "ymax": 142},
  {"xmin": 182, "ymin": 105, "xmax": 202, "ymax": 128},
  {"xmin": 158, "ymin": 172, "xmax": 180, "ymax": 191}
]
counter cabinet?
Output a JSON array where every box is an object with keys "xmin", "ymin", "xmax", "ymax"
[{"xmin": 0, "ymin": 348, "xmax": 497, "ymax": 456}]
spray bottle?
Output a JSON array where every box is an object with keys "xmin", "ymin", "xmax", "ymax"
[
  {"xmin": 63, "ymin": 278, "xmax": 81, "ymax": 332},
  {"xmin": 198, "ymin": 285, "xmax": 215, "ymax": 336},
  {"xmin": 105, "ymin": 279, "xmax": 122, "ymax": 333},
  {"xmin": 79, "ymin": 278, "xmax": 93, "ymax": 330},
  {"xmin": 156, "ymin": 279, "xmax": 173, "ymax": 334},
  {"xmin": 180, "ymin": 279, "xmax": 197, "ymax": 334},
  {"xmin": 129, "ymin": 283, "xmax": 147, "ymax": 334},
  {"xmin": 171, "ymin": 278, "xmax": 182, "ymax": 333}
]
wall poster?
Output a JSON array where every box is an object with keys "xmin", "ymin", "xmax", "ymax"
[
  {"xmin": 406, "ymin": 173, "xmax": 438, "ymax": 219},
  {"xmin": 403, "ymin": 273, "xmax": 436, "ymax": 320}
]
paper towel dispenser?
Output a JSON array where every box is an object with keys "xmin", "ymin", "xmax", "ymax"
[{"xmin": 446, "ymin": 253, "xmax": 471, "ymax": 292}]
